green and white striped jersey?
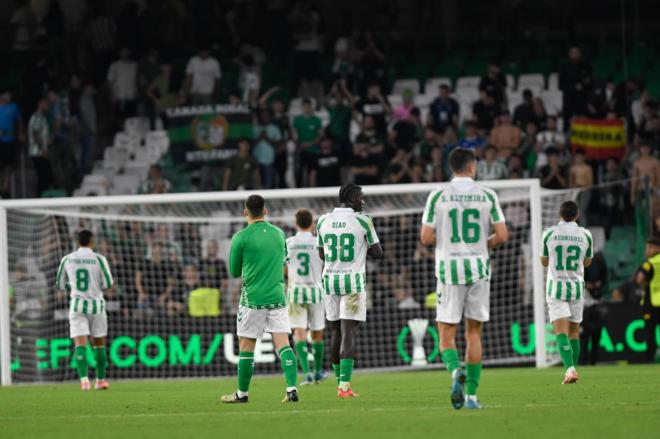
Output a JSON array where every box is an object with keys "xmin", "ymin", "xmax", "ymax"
[
  {"xmin": 317, "ymin": 207, "xmax": 379, "ymax": 295},
  {"xmin": 286, "ymin": 231, "xmax": 324, "ymax": 304},
  {"xmin": 542, "ymin": 221, "xmax": 593, "ymax": 301},
  {"xmin": 422, "ymin": 177, "xmax": 505, "ymax": 285},
  {"xmin": 55, "ymin": 247, "xmax": 113, "ymax": 314}
]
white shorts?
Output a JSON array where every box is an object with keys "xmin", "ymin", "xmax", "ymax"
[
  {"xmin": 324, "ymin": 293, "xmax": 367, "ymax": 322},
  {"xmin": 547, "ymin": 298, "xmax": 584, "ymax": 323},
  {"xmin": 436, "ymin": 279, "xmax": 490, "ymax": 324},
  {"xmin": 69, "ymin": 312, "xmax": 108, "ymax": 338},
  {"xmin": 289, "ymin": 303, "xmax": 326, "ymax": 331},
  {"xmin": 236, "ymin": 305, "xmax": 291, "ymax": 339}
]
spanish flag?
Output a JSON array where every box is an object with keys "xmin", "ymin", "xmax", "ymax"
[{"xmin": 570, "ymin": 118, "xmax": 626, "ymax": 160}]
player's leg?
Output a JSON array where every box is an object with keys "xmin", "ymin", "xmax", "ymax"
[
  {"xmin": 328, "ymin": 320, "xmax": 341, "ymax": 385},
  {"xmin": 272, "ymin": 332, "xmax": 299, "ymax": 402},
  {"xmin": 436, "ymin": 282, "xmax": 467, "ymax": 409},
  {"xmin": 336, "ymin": 293, "xmax": 366, "ymax": 397},
  {"xmin": 91, "ymin": 337, "xmax": 109, "ymax": 389},
  {"xmin": 70, "ymin": 312, "xmax": 91, "ymax": 390},
  {"xmin": 324, "ymin": 295, "xmax": 342, "ymax": 385},
  {"xmin": 568, "ymin": 323, "xmax": 580, "ymax": 366},
  {"xmin": 464, "ymin": 319, "xmax": 483, "ymax": 407},
  {"xmin": 73, "ymin": 335, "xmax": 90, "ymax": 390},
  {"xmin": 222, "ymin": 306, "xmax": 262, "ymax": 403},
  {"xmin": 311, "ymin": 330, "xmax": 327, "ymax": 382},
  {"xmin": 463, "ymin": 280, "xmax": 491, "ymax": 408},
  {"xmin": 290, "ymin": 304, "xmax": 313, "ymax": 384},
  {"xmin": 568, "ymin": 300, "xmax": 584, "ymax": 367},
  {"xmin": 549, "ymin": 298, "xmax": 577, "ymax": 383},
  {"xmin": 309, "ymin": 302, "xmax": 327, "ymax": 382},
  {"xmin": 90, "ymin": 311, "xmax": 109, "ymax": 390},
  {"xmin": 267, "ymin": 307, "xmax": 299, "ymax": 402}
]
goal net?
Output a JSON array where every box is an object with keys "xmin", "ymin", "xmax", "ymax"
[{"xmin": 4, "ymin": 178, "xmax": 638, "ymax": 384}]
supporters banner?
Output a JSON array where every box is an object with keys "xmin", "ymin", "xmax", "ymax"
[
  {"xmin": 570, "ymin": 118, "xmax": 626, "ymax": 160},
  {"xmin": 9, "ymin": 304, "xmax": 656, "ymax": 382},
  {"xmin": 165, "ymin": 104, "xmax": 253, "ymax": 165}
]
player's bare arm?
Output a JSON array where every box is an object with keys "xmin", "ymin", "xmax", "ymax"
[
  {"xmin": 487, "ymin": 222, "xmax": 509, "ymax": 249},
  {"xmin": 419, "ymin": 224, "xmax": 436, "ymax": 246}
]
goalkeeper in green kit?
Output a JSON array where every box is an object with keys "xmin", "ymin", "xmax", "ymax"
[{"xmin": 221, "ymin": 195, "xmax": 299, "ymax": 404}]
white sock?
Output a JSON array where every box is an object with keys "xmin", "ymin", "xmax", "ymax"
[
  {"xmin": 286, "ymin": 386, "xmax": 297, "ymax": 393},
  {"xmin": 467, "ymin": 394, "xmax": 478, "ymax": 402},
  {"xmin": 81, "ymin": 377, "xmax": 89, "ymax": 383},
  {"xmin": 451, "ymin": 369, "xmax": 461, "ymax": 380},
  {"xmin": 339, "ymin": 381, "xmax": 350, "ymax": 391},
  {"xmin": 237, "ymin": 390, "xmax": 248, "ymax": 398},
  {"xmin": 566, "ymin": 366, "xmax": 576, "ymax": 374}
]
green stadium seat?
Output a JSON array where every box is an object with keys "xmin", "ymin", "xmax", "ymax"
[
  {"xmin": 40, "ymin": 189, "xmax": 67, "ymax": 198},
  {"xmin": 525, "ymin": 58, "xmax": 555, "ymax": 75},
  {"xmin": 464, "ymin": 60, "xmax": 487, "ymax": 76}
]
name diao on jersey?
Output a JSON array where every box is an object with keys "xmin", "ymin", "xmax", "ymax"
[{"xmin": 332, "ymin": 221, "xmax": 347, "ymax": 228}]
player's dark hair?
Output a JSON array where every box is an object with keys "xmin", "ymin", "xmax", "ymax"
[
  {"xmin": 245, "ymin": 195, "xmax": 265, "ymax": 218},
  {"xmin": 559, "ymin": 201, "xmax": 579, "ymax": 221},
  {"xmin": 646, "ymin": 236, "xmax": 660, "ymax": 247},
  {"xmin": 78, "ymin": 229, "xmax": 93, "ymax": 246},
  {"xmin": 339, "ymin": 183, "xmax": 361, "ymax": 205},
  {"xmin": 448, "ymin": 148, "xmax": 476, "ymax": 173},
  {"xmin": 295, "ymin": 209, "xmax": 313, "ymax": 229}
]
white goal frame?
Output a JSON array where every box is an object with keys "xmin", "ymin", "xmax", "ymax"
[{"xmin": 0, "ymin": 180, "xmax": 546, "ymax": 385}]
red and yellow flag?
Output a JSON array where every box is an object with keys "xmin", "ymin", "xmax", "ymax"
[{"xmin": 570, "ymin": 118, "xmax": 626, "ymax": 160}]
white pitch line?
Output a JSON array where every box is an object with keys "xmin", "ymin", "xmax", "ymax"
[{"xmin": 1, "ymin": 400, "xmax": 659, "ymax": 422}]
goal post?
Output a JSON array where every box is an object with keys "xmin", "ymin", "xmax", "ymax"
[{"xmin": 0, "ymin": 179, "xmax": 548, "ymax": 386}]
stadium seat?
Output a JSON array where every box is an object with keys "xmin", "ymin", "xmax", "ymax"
[
  {"xmin": 455, "ymin": 76, "xmax": 481, "ymax": 91},
  {"xmin": 547, "ymin": 72, "xmax": 559, "ymax": 91},
  {"xmin": 518, "ymin": 74, "xmax": 545, "ymax": 93},
  {"xmin": 123, "ymin": 117, "xmax": 150, "ymax": 140},
  {"xmin": 506, "ymin": 74, "xmax": 516, "ymax": 92},
  {"xmin": 103, "ymin": 147, "xmax": 130, "ymax": 171},
  {"xmin": 414, "ymin": 94, "xmax": 434, "ymax": 108},
  {"xmin": 81, "ymin": 174, "xmax": 110, "ymax": 188},
  {"xmin": 540, "ymin": 90, "xmax": 563, "ymax": 116},
  {"xmin": 392, "ymin": 79, "xmax": 421, "ymax": 95},
  {"xmin": 110, "ymin": 174, "xmax": 142, "ymax": 195},
  {"xmin": 455, "ymin": 88, "xmax": 479, "ymax": 105},
  {"xmin": 123, "ymin": 161, "xmax": 150, "ymax": 180},
  {"xmin": 507, "ymin": 91, "xmax": 524, "ymax": 115},
  {"xmin": 424, "ymin": 77, "xmax": 452, "ymax": 95},
  {"xmin": 146, "ymin": 131, "xmax": 170, "ymax": 155},
  {"xmin": 387, "ymin": 94, "xmax": 403, "ymax": 107}
]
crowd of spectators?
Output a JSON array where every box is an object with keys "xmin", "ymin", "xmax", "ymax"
[
  {"xmin": 1, "ymin": 1, "xmax": 659, "ymax": 201},
  {"xmin": 3, "ymin": 1, "xmax": 660, "ymax": 317}
]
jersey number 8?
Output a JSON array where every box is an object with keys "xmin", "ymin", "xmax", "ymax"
[
  {"xmin": 323, "ymin": 233, "xmax": 355, "ymax": 262},
  {"xmin": 76, "ymin": 269, "xmax": 89, "ymax": 292}
]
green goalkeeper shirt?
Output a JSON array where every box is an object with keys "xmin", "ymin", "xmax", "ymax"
[{"xmin": 229, "ymin": 220, "xmax": 288, "ymax": 309}]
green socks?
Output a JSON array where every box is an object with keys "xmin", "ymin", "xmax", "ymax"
[
  {"xmin": 94, "ymin": 347, "xmax": 107, "ymax": 379},
  {"xmin": 312, "ymin": 341, "xmax": 325, "ymax": 373},
  {"xmin": 75, "ymin": 346, "xmax": 88, "ymax": 379},
  {"xmin": 466, "ymin": 363, "xmax": 482, "ymax": 395},
  {"xmin": 295, "ymin": 341, "xmax": 311, "ymax": 374},
  {"xmin": 339, "ymin": 358, "xmax": 354, "ymax": 390},
  {"xmin": 441, "ymin": 349, "xmax": 461, "ymax": 374},
  {"xmin": 570, "ymin": 339, "xmax": 580, "ymax": 366},
  {"xmin": 279, "ymin": 346, "xmax": 298, "ymax": 388},
  {"xmin": 556, "ymin": 333, "xmax": 575, "ymax": 370},
  {"xmin": 237, "ymin": 351, "xmax": 254, "ymax": 393},
  {"xmin": 332, "ymin": 363, "xmax": 340, "ymax": 384}
]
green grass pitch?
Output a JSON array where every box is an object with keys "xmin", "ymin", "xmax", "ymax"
[{"xmin": 1, "ymin": 364, "xmax": 659, "ymax": 439}]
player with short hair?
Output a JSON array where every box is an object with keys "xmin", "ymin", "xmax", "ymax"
[
  {"xmin": 221, "ymin": 195, "xmax": 299, "ymax": 403},
  {"xmin": 317, "ymin": 184, "xmax": 383, "ymax": 398},
  {"xmin": 420, "ymin": 148, "xmax": 509, "ymax": 409},
  {"xmin": 55, "ymin": 230, "xmax": 113, "ymax": 391},
  {"xmin": 540, "ymin": 201, "xmax": 593, "ymax": 384},
  {"xmin": 286, "ymin": 208, "xmax": 328, "ymax": 385}
]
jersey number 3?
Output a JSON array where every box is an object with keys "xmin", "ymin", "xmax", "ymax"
[
  {"xmin": 449, "ymin": 208, "xmax": 481, "ymax": 244},
  {"xmin": 296, "ymin": 252, "xmax": 310, "ymax": 276},
  {"xmin": 323, "ymin": 233, "xmax": 355, "ymax": 262}
]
